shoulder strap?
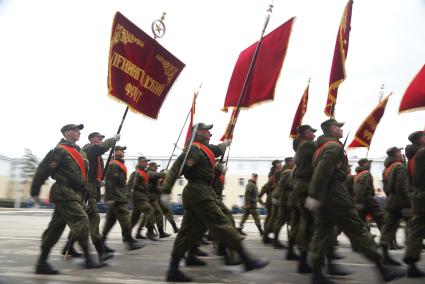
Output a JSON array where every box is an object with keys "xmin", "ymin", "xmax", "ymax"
[{"xmin": 58, "ymin": 144, "xmax": 86, "ymax": 179}]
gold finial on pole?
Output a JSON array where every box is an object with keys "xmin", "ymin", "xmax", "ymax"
[
  {"xmin": 152, "ymin": 11, "xmax": 166, "ymax": 39},
  {"xmin": 308, "ymin": 77, "xmax": 311, "ymax": 84},
  {"xmin": 378, "ymin": 83, "xmax": 385, "ymax": 102}
]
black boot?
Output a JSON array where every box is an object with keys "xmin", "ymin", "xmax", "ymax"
[
  {"xmin": 166, "ymin": 257, "xmax": 192, "ymax": 282},
  {"xmin": 101, "ymin": 236, "xmax": 115, "ymax": 253},
  {"xmin": 236, "ymin": 247, "xmax": 270, "ymax": 272},
  {"xmin": 146, "ymin": 227, "xmax": 159, "ymax": 241},
  {"xmin": 312, "ymin": 264, "xmax": 337, "ymax": 284},
  {"xmin": 94, "ymin": 240, "xmax": 114, "ymax": 263},
  {"xmin": 35, "ymin": 246, "xmax": 59, "ymax": 275},
  {"xmin": 272, "ymin": 235, "xmax": 287, "ymax": 249},
  {"xmin": 326, "ymin": 257, "xmax": 352, "ymax": 276},
  {"xmin": 297, "ymin": 251, "xmax": 312, "ymax": 274},
  {"xmin": 62, "ymin": 239, "xmax": 82, "ymax": 257},
  {"xmin": 185, "ymin": 250, "xmax": 207, "ymax": 266},
  {"xmin": 81, "ymin": 243, "xmax": 106, "ymax": 269},
  {"xmin": 382, "ymin": 244, "xmax": 402, "ymax": 266},
  {"xmin": 126, "ymin": 236, "xmax": 145, "ymax": 251},
  {"xmin": 376, "ymin": 261, "xmax": 406, "ymax": 281},
  {"xmin": 237, "ymin": 227, "xmax": 247, "ymax": 236},
  {"xmin": 135, "ymin": 228, "xmax": 147, "ymax": 239},
  {"xmin": 286, "ymin": 243, "xmax": 300, "ymax": 261},
  {"xmin": 170, "ymin": 221, "xmax": 180, "ymax": 233},
  {"xmin": 262, "ymin": 233, "xmax": 271, "ymax": 244},
  {"xmin": 192, "ymin": 246, "xmax": 208, "ymax": 257},
  {"xmin": 407, "ymin": 263, "xmax": 425, "ymax": 278},
  {"xmin": 158, "ymin": 226, "xmax": 171, "ymax": 238},
  {"xmin": 327, "ymin": 250, "xmax": 345, "ymax": 260},
  {"xmin": 258, "ymin": 226, "xmax": 264, "ymax": 236}
]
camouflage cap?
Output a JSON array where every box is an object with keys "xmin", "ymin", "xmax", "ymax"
[
  {"xmin": 320, "ymin": 119, "xmax": 345, "ymax": 132},
  {"xmin": 193, "ymin": 123, "xmax": 213, "ymax": 131},
  {"xmin": 61, "ymin": 123, "xmax": 84, "ymax": 134},
  {"xmin": 272, "ymin": 159, "xmax": 283, "ymax": 166},
  {"xmin": 284, "ymin": 157, "xmax": 294, "ymax": 163},
  {"xmin": 408, "ymin": 131, "xmax": 425, "ymax": 144},
  {"xmin": 138, "ymin": 156, "xmax": 150, "ymax": 162},
  {"xmin": 297, "ymin": 124, "xmax": 317, "ymax": 135},
  {"xmin": 358, "ymin": 158, "xmax": 373, "ymax": 166},
  {"xmin": 88, "ymin": 132, "xmax": 105, "ymax": 140},
  {"xmin": 386, "ymin": 146, "xmax": 403, "ymax": 157},
  {"xmin": 148, "ymin": 161, "xmax": 160, "ymax": 167},
  {"xmin": 115, "ymin": 145, "xmax": 127, "ymax": 152}
]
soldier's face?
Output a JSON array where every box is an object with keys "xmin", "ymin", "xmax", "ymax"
[
  {"xmin": 90, "ymin": 136, "xmax": 103, "ymax": 145},
  {"xmin": 304, "ymin": 129, "xmax": 316, "ymax": 141},
  {"xmin": 115, "ymin": 150, "xmax": 124, "ymax": 159},
  {"xmin": 65, "ymin": 129, "xmax": 81, "ymax": 142},
  {"xmin": 197, "ymin": 129, "xmax": 211, "ymax": 143},
  {"xmin": 330, "ymin": 125, "xmax": 343, "ymax": 139}
]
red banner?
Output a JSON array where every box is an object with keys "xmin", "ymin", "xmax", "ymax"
[
  {"xmin": 348, "ymin": 95, "xmax": 390, "ymax": 148},
  {"xmin": 107, "ymin": 12, "xmax": 185, "ymax": 119},
  {"xmin": 289, "ymin": 83, "xmax": 309, "ymax": 138},
  {"xmin": 220, "ymin": 109, "xmax": 238, "ymax": 141},
  {"xmin": 399, "ymin": 64, "xmax": 425, "ymax": 113},
  {"xmin": 223, "ymin": 17, "xmax": 294, "ymax": 110},
  {"xmin": 184, "ymin": 93, "xmax": 197, "ymax": 147},
  {"xmin": 325, "ymin": 0, "xmax": 353, "ymax": 117}
]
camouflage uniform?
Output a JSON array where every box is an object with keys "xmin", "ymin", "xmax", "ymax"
[
  {"xmin": 273, "ymin": 169, "xmax": 292, "ymax": 242},
  {"xmin": 240, "ymin": 178, "xmax": 262, "ymax": 232}
]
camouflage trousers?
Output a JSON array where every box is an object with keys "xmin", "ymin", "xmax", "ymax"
[
  {"xmin": 159, "ymin": 198, "xmax": 177, "ymax": 224},
  {"xmin": 404, "ymin": 215, "xmax": 425, "ymax": 264},
  {"xmin": 358, "ymin": 205, "xmax": 385, "ymax": 232},
  {"xmin": 273, "ymin": 205, "xmax": 290, "ymax": 236},
  {"xmin": 102, "ymin": 201, "xmax": 132, "ymax": 242},
  {"xmin": 140, "ymin": 199, "xmax": 164, "ymax": 229},
  {"xmin": 41, "ymin": 200, "xmax": 90, "ymax": 249},
  {"xmin": 296, "ymin": 200, "xmax": 314, "ymax": 252},
  {"xmin": 380, "ymin": 210, "xmax": 410, "ymax": 246},
  {"xmin": 86, "ymin": 198, "xmax": 102, "ymax": 243},
  {"xmin": 171, "ymin": 199, "xmax": 242, "ymax": 259},
  {"xmin": 240, "ymin": 207, "xmax": 261, "ymax": 229},
  {"xmin": 309, "ymin": 206, "xmax": 381, "ymax": 268},
  {"xmin": 131, "ymin": 200, "xmax": 154, "ymax": 229}
]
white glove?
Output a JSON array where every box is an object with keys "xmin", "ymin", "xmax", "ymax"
[
  {"xmin": 305, "ymin": 196, "xmax": 321, "ymax": 211},
  {"xmin": 112, "ymin": 134, "xmax": 121, "ymax": 141},
  {"xmin": 160, "ymin": 194, "xmax": 171, "ymax": 206},
  {"xmin": 223, "ymin": 139, "xmax": 232, "ymax": 147}
]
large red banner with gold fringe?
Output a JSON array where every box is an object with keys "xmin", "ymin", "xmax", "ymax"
[
  {"xmin": 325, "ymin": 0, "xmax": 353, "ymax": 117},
  {"xmin": 348, "ymin": 95, "xmax": 390, "ymax": 148},
  {"xmin": 289, "ymin": 84, "xmax": 309, "ymax": 138},
  {"xmin": 107, "ymin": 12, "xmax": 185, "ymax": 119},
  {"xmin": 222, "ymin": 17, "xmax": 294, "ymax": 110},
  {"xmin": 399, "ymin": 64, "xmax": 425, "ymax": 113}
]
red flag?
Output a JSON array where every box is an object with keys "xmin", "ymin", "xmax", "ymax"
[
  {"xmin": 220, "ymin": 109, "xmax": 238, "ymax": 141},
  {"xmin": 348, "ymin": 95, "xmax": 391, "ymax": 148},
  {"xmin": 184, "ymin": 93, "xmax": 197, "ymax": 146},
  {"xmin": 399, "ymin": 64, "xmax": 425, "ymax": 113},
  {"xmin": 289, "ymin": 83, "xmax": 309, "ymax": 138},
  {"xmin": 325, "ymin": 0, "xmax": 353, "ymax": 117},
  {"xmin": 223, "ymin": 17, "xmax": 294, "ymax": 110},
  {"xmin": 107, "ymin": 12, "xmax": 185, "ymax": 119}
]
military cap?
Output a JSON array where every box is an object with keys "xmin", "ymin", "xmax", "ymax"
[
  {"xmin": 320, "ymin": 119, "xmax": 345, "ymax": 132},
  {"xmin": 297, "ymin": 124, "xmax": 317, "ymax": 135},
  {"xmin": 386, "ymin": 146, "xmax": 403, "ymax": 157},
  {"xmin": 138, "ymin": 156, "xmax": 150, "ymax": 162},
  {"xmin": 272, "ymin": 159, "xmax": 283, "ymax": 166},
  {"xmin": 358, "ymin": 158, "xmax": 373, "ymax": 166},
  {"xmin": 61, "ymin": 123, "xmax": 84, "ymax": 134},
  {"xmin": 408, "ymin": 131, "xmax": 425, "ymax": 144},
  {"xmin": 252, "ymin": 173, "xmax": 258, "ymax": 177},
  {"xmin": 115, "ymin": 145, "xmax": 127, "ymax": 152},
  {"xmin": 149, "ymin": 161, "xmax": 160, "ymax": 167},
  {"xmin": 88, "ymin": 132, "xmax": 105, "ymax": 140},
  {"xmin": 284, "ymin": 157, "xmax": 294, "ymax": 163},
  {"xmin": 193, "ymin": 123, "xmax": 213, "ymax": 131}
]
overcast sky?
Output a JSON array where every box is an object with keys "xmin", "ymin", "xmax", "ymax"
[{"xmin": 0, "ymin": 0, "xmax": 424, "ymax": 161}]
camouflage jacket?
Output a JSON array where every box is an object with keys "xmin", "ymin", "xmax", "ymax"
[
  {"xmin": 104, "ymin": 158, "xmax": 128, "ymax": 203},
  {"xmin": 127, "ymin": 166, "xmax": 149, "ymax": 202},
  {"xmin": 343, "ymin": 174, "xmax": 355, "ymax": 197},
  {"xmin": 147, "ymin": 169, "xmax": 163, "ymax": 201},
  {"xmin": 353, "ymin": 165, "xmax": 378, "ymax": 208},
  {"xmin": 406, "ymin": 144, "xmax": 425, "ymax": 214},
  {"xmin": 244, "ymin": 179, "xmax": 259, "ymax": 208},
  {"xmin": 161, "ymin": 140, "xmax": 226, "ymax": 208},
  {"xmin": 308, "ymin": 135, "xmax": 354, "ymax": 208},
  {"xmin": 82, "ymin": 137, "xmax": 115, "ymax": 200},
  {"xmin": 273, "ymin": 168, "xmax": 292, "ymax": 207},
  {"xmin": 382, "ymin": 156, "xmax": 410, "ymax": 211},
  {"xmin": 30, "ymin": 139, "xmax": 88, "ymax": 203}
]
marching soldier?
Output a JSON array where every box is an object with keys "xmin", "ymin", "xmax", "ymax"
[
  {"xmin": 31, "ymin": 124, "xmax": 105, "ymax": 274},
  {"xmin": 403, "ymin": 131, "xmax": 425, "ymax": 277},
  {"xmin": 306, "ymin": 118, "xmax": 405, "ymax": 284},
  {"xmin": 290, "ymin": 124, "xmax": 317, "ymax": 273},
  {"xmin": 101, "ymin": 146, "xmax": 143, "ymax": 251},
  {"xmin": 161, "ymin": 123, "xmax": 269, "ymax": 282},
  {"xmin": 238, "ymin": 173, "xmax": 263, "ymax": 236},
  {"xmin": 353, "ymin": 158, "xmax": 385, "ymax": 230},
  {"xmin": 379, "ymin": 146, "xmax": 410, "ymax": 266},
  {"xmin": 343, "ymin": 164, "xmax": 355, "ymax": 197}
]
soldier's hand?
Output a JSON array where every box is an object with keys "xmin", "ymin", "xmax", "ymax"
[
  {"xmin": 305, "ymin": 196, "xmax": 321, "ymax": 211},
  {"xmin": 160, "ymin": 194, "xmax": 171, "ymax": 206},
  {"xmin": 223, "ymin": 139, "xmax": 232, "ymax": 147},
  {"xmin": 113, "ymin": 134, "xmax": 121, "ymax": 141}
]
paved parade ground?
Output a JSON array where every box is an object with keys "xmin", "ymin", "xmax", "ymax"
[{"xmin": 0, "ymin": 208, "xmax": 424, "ymax": 284}]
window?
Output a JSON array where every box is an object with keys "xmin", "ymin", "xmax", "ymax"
[{"xmin": 238, "ymin": 177, "xmax": 245, "ymax": 187}]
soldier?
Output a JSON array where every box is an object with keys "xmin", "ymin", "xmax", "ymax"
[
  {"xmin": 128, "ymin": 156, "xmax": 156, "ymax": 240},
  {"xmin": 306, "ymin": 118, "xmax": 405, "ymax": 284},
  {"xmin": 403, "ymin": 131, "xmax": 425, "ymax": 277},
  {"xmin": 238, "ymin": 173, "xmax": 263, "ymax": 236},
  {"xmin": 101, "ymin": 146, "xmax": 143, "ymax": 251},
  {"xmin": 31, "ymin": 123, "xmax": 105, "ymax": 274},
  {"xmin": 379, "ymin": 146, "xmax": 410, "ymax": 266},
  {"xmin": 290, "ymin": 124, "xmax": 317, "ymax": 272},
  {"xmin": 161, "ymin": 123, "xmax": 269, "ymax": 282},
  {"xmin": 353, "ymin": 158, "xmax": 385, "ymax": 231},
  {"xmin": 343, "ymin": 164, "xmax": 355, "ymax": 197}
]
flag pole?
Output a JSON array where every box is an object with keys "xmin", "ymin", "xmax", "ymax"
[
  {"xmin": 165, "ymin": 84, "xmax": 201, "ymax": 170},
  {"xmin": 220, "ymin": 3, "xmax": 274, "ymax": 166}
]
